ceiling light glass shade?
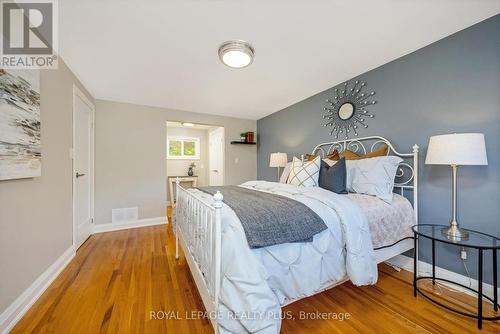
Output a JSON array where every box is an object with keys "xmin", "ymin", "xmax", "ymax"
[{"xmin": 218, "ymin": 40, "xmax": 255, "ymax": 68}]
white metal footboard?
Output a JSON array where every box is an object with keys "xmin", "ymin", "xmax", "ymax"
[{"xmin": 174, "ymin": 178, "xmax": 223, "ymax": 332}]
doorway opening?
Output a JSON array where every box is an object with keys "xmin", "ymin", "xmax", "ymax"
[{"xmin": 166, "ymin": 121, "xmax": 224, "ymax": 206}]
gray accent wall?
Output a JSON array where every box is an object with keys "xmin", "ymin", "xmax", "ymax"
[{"xmin": 257, "ymin": 15, "xmax": 499, "ymax": 284}]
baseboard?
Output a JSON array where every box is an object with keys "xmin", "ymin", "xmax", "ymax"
[
  {"xmin": 0, "ymin": 217, "xmax": 167, "ymax": 333},
  {"xmin": 386, "ymin": 254, "xmax": 500, "ymax": 301},
  {"xmin": 0, "ymin": 245, "xmax": 75, "ymax": 334},
  {"xmin": 93, "ymin": 216, "xmax": 167, "ymax": 233}
]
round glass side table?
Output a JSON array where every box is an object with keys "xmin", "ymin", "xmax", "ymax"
[{"xmin": 412, "ymin": 224, "xmax": 500, "ymax": 329}]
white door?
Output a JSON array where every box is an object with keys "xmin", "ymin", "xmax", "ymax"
[
  {"xmin": 209, "ymin": 127, "xmax": 224, "ymax": 186},
  {"xmin": 73, "ymin": 87, "xmax": 94, "ymax": 250}
]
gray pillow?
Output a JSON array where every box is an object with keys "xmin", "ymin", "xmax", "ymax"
[{"xmin": 319, "ymin": 157, "xmax": 347, "ymax": 194}]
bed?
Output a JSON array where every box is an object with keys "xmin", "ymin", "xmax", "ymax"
[{"xmin": 174, "ymin": 136, "xmax": 419, "ymax": 334}]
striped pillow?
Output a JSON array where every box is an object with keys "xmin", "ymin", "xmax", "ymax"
[{"xmin": 287, "ymin": 156, "xmax": 320, "ymax": 187}]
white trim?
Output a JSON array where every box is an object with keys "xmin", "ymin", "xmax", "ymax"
[
  {"xmin": 0, "ymin": 217, "xmax": 167, "ymax": 333},
  {"xmin": 72, "ymin": 85, "xmax": 96, "ymax": 249},
  {"xmin": 0, "ymin": 246, "xmax": 75, "ymax": 334},
  {"xmin": 93, "ymin": 216, "xmax": 167, "ymax": 234},
  {"xmin": 386, "ymin": 254, "xmax": 500, "ymax": 301}
]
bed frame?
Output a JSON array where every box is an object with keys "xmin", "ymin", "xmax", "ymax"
[{"xmin": 174, "ymin": 136, "xmax": 419, "ymax": 333}]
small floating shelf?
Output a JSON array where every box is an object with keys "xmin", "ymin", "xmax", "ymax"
[{"xmin": 230, "ymin": 141, "xmax": 257, "ymax": 145}]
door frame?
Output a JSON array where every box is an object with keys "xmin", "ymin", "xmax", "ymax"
[
  {"xmin": 208, "ymin": 126, "xmax": 225, "ymax": 186},
  {"xmin": 72, "ymin": 84, "xmax": 95, "ymax": 248}
]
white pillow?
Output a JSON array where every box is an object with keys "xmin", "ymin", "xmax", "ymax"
[
  {"xmin": 280, "ymin": 159, "xmax": 334, "ymax": 184},
  {"xmin": 346, "ymin": 156, "xmax": 403, "ymax": 203},
  {"xmin": 279, "ymin": 162, "xmax": 292, "ymax": 183},
  {"xmin": 287, "ymin": 156, "xmax": 320, "ymax": 187}
]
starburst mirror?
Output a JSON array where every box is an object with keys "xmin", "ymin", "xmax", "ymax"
[{"xmin": 323, "ymin": 80, "xmax": 377, "ymax": 139}]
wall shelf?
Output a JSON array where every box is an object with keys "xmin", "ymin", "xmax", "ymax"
[{"xmin": 230, "ymin": 141, "xmax": 257, "ymax": 145}]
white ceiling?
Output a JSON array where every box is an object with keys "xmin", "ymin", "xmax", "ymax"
[{"xmin": 59, "ymin": 1, "xmax": 500, "ymax": 120}]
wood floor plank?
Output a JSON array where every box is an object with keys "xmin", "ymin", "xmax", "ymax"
[{"xmin": 11, "ymin": 219, "xmax": 499, "ymax": 334}]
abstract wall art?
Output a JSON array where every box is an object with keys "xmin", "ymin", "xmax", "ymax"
[{"xmin": 0, "ymin": 69, "xmax": 41, "ymax": 180}]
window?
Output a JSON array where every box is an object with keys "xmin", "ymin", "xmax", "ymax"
[{"xmin": 167, "ymin": 136, "xmax": 200, "ymax": 159}]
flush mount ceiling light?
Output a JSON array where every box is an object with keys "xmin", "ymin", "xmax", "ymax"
[{"xmin": 218, "ymin": 40, "xmax": 255, "ymax": 68}]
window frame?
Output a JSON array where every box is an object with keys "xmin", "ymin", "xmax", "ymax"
[{"xmin": 167, "ymin": 136, "xmax": 201, "ymax": 160}]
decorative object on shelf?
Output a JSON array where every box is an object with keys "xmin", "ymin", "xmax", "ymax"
[
  {"xmin": 0, "ymin": 69, "xmax": 41, "ymax": 181},
  {"xmin": 245, "ymin": 131, "xmax": 254, "ymax": 143},
  {"xmin": 235, "ymin": 132, "xmax": 256, "ymax": 144},
  {"xmin": 323, "ymin": 80, "xmax": 376, "ymax": 139},
  {"xmin": 218, "ymin": 40, "xmax": 255, "ymax": 69},
  {"xmin": 187, "ymin": 162, "xmax": 196, "ymax": 176},
  {"xmin": 425, "ymin": 133, "xmax": 488, "ymax": 241},
  {"xmin": 269, "ymin": 152, "xmax": 288, "ymax": 180}
]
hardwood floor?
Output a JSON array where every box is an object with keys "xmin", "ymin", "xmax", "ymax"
[{"xmin": 12, "ymin": 221, "xmax": 499, "ymax": 333}]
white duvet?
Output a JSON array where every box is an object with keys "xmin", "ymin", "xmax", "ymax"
[{"xmin": 188, "ymin": 181, "xmax": 377, "ymax": 333}]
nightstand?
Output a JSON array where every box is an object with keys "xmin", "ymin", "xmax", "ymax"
[
  {"xmin": 412, "ymin": 224, "xmax": 499, "ymax": 329},
  {"xmin": 168, "ymin": 176, "xmax": 198, "ymax": 208}
]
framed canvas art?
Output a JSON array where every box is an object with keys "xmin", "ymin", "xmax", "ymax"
[{"xmin": 0, "ymin": 69, "xmax": 41, "ymax": 180}]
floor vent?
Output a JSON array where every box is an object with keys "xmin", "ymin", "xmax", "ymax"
[{"xmin": 112, "ymin": 207, "xmax": 138, "ymax": 223}]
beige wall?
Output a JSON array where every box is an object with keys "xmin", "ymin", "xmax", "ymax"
[
  {"xmin": 95, "ymin": 100, "xmax": 256, "ymax": 224},
  {"xmin": 166, "ymin": 126, "xmax": 209, "ymax": 202},
  {"xmin": 0, "ymin": 61, "xmax": 94, "ymax": 313}
]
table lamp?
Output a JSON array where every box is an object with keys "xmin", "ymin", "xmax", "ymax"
[
  {"xmin": 425, "ymin": 133, "xmax": 488, "ymax": 241},
  {"xmin": 269, "ymin": 152, "xmax": 288, "ymax": 180}
]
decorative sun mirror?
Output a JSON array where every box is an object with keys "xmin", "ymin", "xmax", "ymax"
[
  {"xmin": 338, "ymin": 102, "xmax": 355, "ymax": 120},
  {"xmin": 323, "ymin": 80, "xmax": 377, "ymax": 139}
]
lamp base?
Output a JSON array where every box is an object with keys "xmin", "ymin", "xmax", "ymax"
[{"xmin": 441, "ymin": 225, "xmax": 469, "ymax": 241}]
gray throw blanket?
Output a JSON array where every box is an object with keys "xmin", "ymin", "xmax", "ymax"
[{"xmin": 197, "ymin": 185, "xmax": 327, "ymax": 248}]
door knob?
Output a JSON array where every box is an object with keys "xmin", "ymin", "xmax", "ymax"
[
  {"xmin": 76, "ymin": 172, "xmax": 85, "ymax": 178},
  {"xmin": 211, "ymin": 170, "xmax": 218, "ymax": 172}
]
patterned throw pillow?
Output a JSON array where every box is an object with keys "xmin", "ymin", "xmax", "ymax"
[{"xmin": 287, "ymin": 156, "xmax": 321, "ymax": 187}]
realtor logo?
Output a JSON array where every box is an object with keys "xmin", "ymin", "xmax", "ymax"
[{"xmin": 1, "ymin": 0, "xmax": 58, "ymax": 69}]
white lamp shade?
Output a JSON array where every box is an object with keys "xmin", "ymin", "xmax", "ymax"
[
  {"xmin": 269, "ymin": 152, "xmax": 288, "ymax": 167},
  {"xmin": 425, "ymin": 133, "xmax": 488, "ymax": 165}
]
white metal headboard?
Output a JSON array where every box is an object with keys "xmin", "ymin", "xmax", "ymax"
[{"xmin": 311, "ymin": 136, "xmax": 419, "ymax": 222}]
